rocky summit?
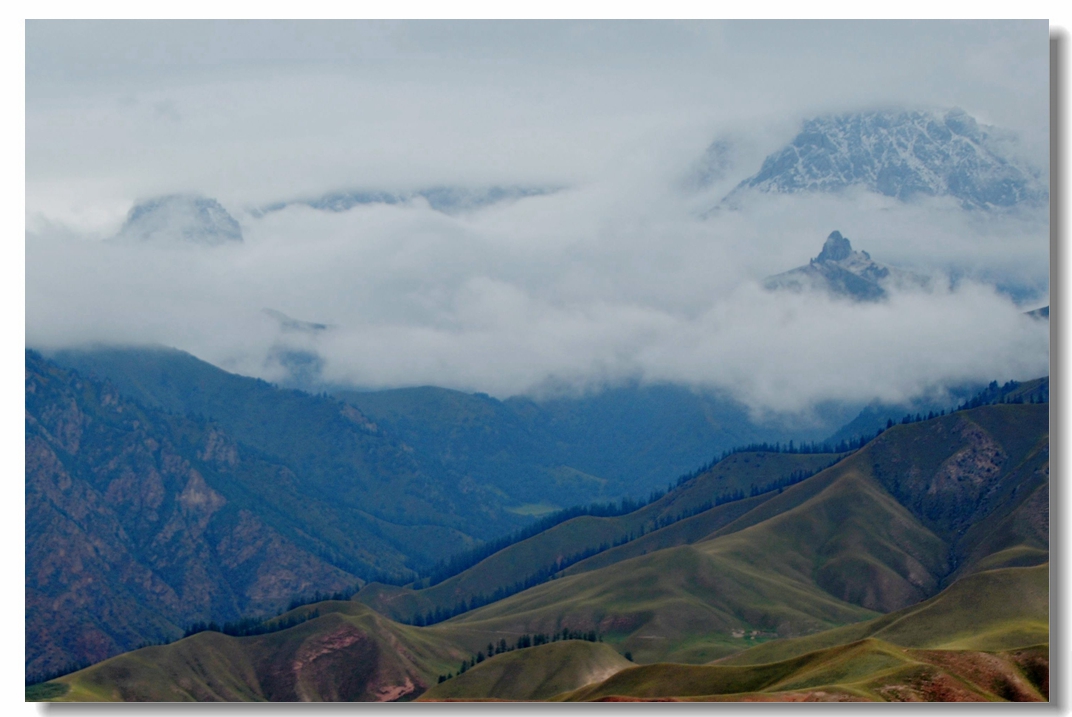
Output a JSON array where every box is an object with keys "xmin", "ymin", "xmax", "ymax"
[
  {"xmin": 730, "ymin": 109, "xmax": 1047, "ymax": 210},
  {"xmin": 763, "ymin": 231, "xmax": 921, "ymax": 302}
]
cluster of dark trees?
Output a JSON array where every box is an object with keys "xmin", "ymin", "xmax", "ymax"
[
  {"xmin": 748, "ymin": 460, "xmax": 843, "ymax": 497},
  {"xmin": 676, "ymin": 440, "xmax": 863, "ymax": 488},
  {"xmin": 26, "ymin": 660, "xmax": 92, "ymax": 687},
  {"xmin": 183, "ymin": 609, "xmax": 320, "ymax": 638},
  {"xmin": 285, "ymin": 587, "xmax": 360, "ymax": 611},
  {"xmin": 404, "ymin": 555, "xmax": 592, "ymax": 627},
  {"xmin": 436, "ymin": 628, "xmax": 602, "ymax": 684},
  {"xmin": 882, "ymin": 380, "xmax": 1048, "ymax": 432},
  {"xmin": 955, "ymin": 379, "xmax": 1048, "ymax": 411},
  {"xmin": 891, "ymin": 410, "xmax": 946, "ymax": 427}
]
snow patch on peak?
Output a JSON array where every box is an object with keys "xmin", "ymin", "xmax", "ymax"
[{"xmin": 726, "ymin": 109, "xmax": 1047, "ymax": 211}]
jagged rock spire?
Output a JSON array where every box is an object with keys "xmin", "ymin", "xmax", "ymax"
[{"xmin": 814, "ymin": 231, "xmax": 852, "ymax": 263}]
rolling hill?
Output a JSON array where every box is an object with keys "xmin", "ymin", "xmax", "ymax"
[
  {"xmin": 556, "ymin": 563, "xmax": 1047, "ymax": 702},
  {"xmin": 418, "ymin": 640, "xmax": 633, "ymax": 701},
  {"xmin": 556, "ymin": 639, "xmax": 1046, "ymax": 702},
  {"xmin": 26, "ymin": 351, "xmax": 1048, "ymax": 700},
  {"xmin": 375, "ymin": 403, "xmax": 1048, "ymax": 667},
  {"xmin": 34, "ymin": 564, "xmax": 1046, "ymax": 702},
  {"xmin": 354, "ymin": 450, "xmax": 846, "ymax": 626},
  {"xmin": 34, "ymin": 602, "xmax": 468, "ymax": 702}
]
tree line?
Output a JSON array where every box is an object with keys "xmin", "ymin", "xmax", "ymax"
[
  {"xmin": 875, "ymin": 379, "xmax": 1048, "ymax": 433},
  {"xmin": 183, "ymin": 608, "xmax": 320, "ymax": 638},
  {"xmin": 436, "ymin": 628, "xmax": 602, "ymax": 684},
  {"xmin": 418, "ymin": 438, "xmax": 869, "ymax": 590},
  {"xmin": 402, "ymin": 457, "xmax": 842, "ymax": 627}
]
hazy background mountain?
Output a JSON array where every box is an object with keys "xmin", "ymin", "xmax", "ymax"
[
  {"xmin": 113, "ymin": 195, "xmax": 243, "ymax": 246},
  {"xmin": 258, "ymin": 185, "xmax": 560, "ymax": 217}
]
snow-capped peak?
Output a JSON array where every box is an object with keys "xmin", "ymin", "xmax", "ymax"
[{"xmin": 726, "ymin": 109, "xmax": 1047, "ymax": 210}]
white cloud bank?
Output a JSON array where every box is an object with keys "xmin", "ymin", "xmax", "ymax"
[
  {"xmin": 24, "ymin": 20, "xmax": 1050, "ymax": 417},
  {"xmin": 25, "ymin": 183, "xmax": 1049, "ymax": 415}
]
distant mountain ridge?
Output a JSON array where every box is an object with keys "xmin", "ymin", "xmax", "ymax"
[
  {"xmin": 258, "ymin": 185, "xmax": 559, "ymax": 217},
  {"xmin": 114, "ymin": 195, "xmax": 243, "ymax": 246},
  {"xmin": 725, "ymin": 109, "xmax": 1047, "ymax": 210}
]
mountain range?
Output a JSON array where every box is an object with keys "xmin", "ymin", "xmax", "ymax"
[
  {"xmin": 110, "ymin": 109, "xmax": 1046, "ymax": 254},
  {"xmin": 30, "ymin": 396, "xmax": 1049, "ymax": 702},
  {"xmin": 22, "ymin": 346, "xmax": 844, "ymax": 679},
  {"xmin": 25, "ymin": 104, "xmax": 1049, "ymax": 701}
]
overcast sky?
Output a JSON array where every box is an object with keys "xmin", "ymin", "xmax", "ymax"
[{"xmin": 24, "ymin": 20, "xmax": 1050, "ymax": 418}]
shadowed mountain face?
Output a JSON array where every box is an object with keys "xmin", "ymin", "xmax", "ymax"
[
  {"xmin": 47, "ymin": 345, "xmax": 852, "ymax": 519},
  {"xmin": 39, "ymin": 347, "xmax": 541, "ymax": 544},
  {"xmin": 729, "ymin": 109, "xmax": 1047, "ymax": 210},
  {"xmin": 25, "ymin": 351, "xmax": 361, "ymax": 679},
  {"xmin": 763, "ymin": 231, "xmax": 924, "ymax": 302}
]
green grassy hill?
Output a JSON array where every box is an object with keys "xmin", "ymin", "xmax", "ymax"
[
  {"xmin": 355, "ymin": 451, "xmax": 844, "ymax": 623},
  {"xmin": 418, "ymin": 641, "xmax": 633, "ymax": 701},
  {"xmin": 555, "ymin": 639, "xmax": 1046, "ymax": 702},
  {"xmin": 37, "ymin": 602, "xmax": 468, "ymax": 702},
  {"xmin": 431, "ymin": 456, "xmax": 947, "ymax": 665},
  {"xmin": 717, "ymin": 564, "xmax": 1049, "ymax": 665},
  {"xmin": 397, "ymin": 404, "xmax": 1048, "ymax": 666},
  {"xmin": 555, "ymin": 564, "xmax": 1048, "ymax": 702},
  {"xmin": 33, "ymin": 565, "xmax": 1047, "ymax": 703}
]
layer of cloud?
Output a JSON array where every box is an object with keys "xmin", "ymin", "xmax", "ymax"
[
  {"xmin": 24, "ymin": 20, "xmax": 1051, "ymax": 419},
  {"xmin": 25, "ymin": 179, "xmax": 1049, "ymax": 417}
]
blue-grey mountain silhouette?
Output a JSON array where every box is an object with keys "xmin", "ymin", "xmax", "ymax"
[
  {"xmin": 764, "ymin": 231, "xmax": 924, "ymax": 302},
  {"xmin": 259, "ymin": 185, "xmax": 560, "ymax": 217},
  {"xmin": 726, "ymin": 109, "xmax": 1047, "ymax": 210},
  {"xmin": 115, "ymin": 195, "xmax": 243, "ymax": 245}
]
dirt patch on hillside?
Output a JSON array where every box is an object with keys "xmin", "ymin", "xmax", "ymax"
[{"xmin": 910, "ymin": 649, "xmax": 1043, "ymax": 702}]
